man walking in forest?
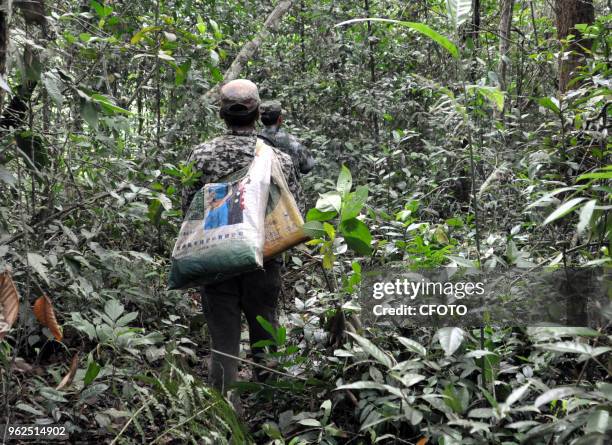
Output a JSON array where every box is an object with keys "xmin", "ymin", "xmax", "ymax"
[
  {"xmin": 181, "ymin": 80, "xmax": 301, "ymax": 400},
  {"xmin": 259, "ymin": 100, "xmax": 315, "ymax": 176}
]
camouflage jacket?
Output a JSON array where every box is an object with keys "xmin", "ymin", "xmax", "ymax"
[
  {"xmin": 259, "ymin": 126, "xmax": 315, "ymax": 175},
  {"xmin": 181, "ymin": 128, "xmax": 303, "ymax": 215}
]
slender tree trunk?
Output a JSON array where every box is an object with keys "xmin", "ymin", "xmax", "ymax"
[
  {"xmin": 364, "ymin": 0, "xmax": 379, "ymax": 143},
  {"xmin": 0, "ymin": 0, "xmax": 12, "ymax": 112},
  {"xmin": 498, "ymin": 0, "xmax": 515, "ymax": 92},
  {"xmin": 555, "ymin": 0, "xmax": 595, "ymax": 93},
  {"xmin": 471, "ymin": 0, "xmax": 480, "ymax": 44}
]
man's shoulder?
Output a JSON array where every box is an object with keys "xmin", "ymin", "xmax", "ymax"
[
  {"xmin": 190, "ymin": 134, "xmax": 254, "ymax": 160},
  {"xmin": 270, "ymin": 146, "xmax": 293, "ymax": 164}
]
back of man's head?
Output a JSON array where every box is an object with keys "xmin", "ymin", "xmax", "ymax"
[
  {"xmin": 219, "ymin": 79, "xmax": 260, "ymax": 127},
  {"xmin": 260, "ymin": 100, "xmax": 283, "ymax": 126}
]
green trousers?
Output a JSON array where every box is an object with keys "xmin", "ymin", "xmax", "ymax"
[{"xmin": 201, "ymin": 260, "xmax": 281, "ymax": 393}]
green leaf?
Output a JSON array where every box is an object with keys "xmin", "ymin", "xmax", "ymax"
[
  {"xmin": 542, "ymin": 197, "xmax": 587, "ymax": 225},
  {"xmin": 577, "ymin": 170, "xmax": 612, "ymax": 181},
  {"xmin": 175, "ymin": 60, "xmax": 191, "ymax": 86},
  {"xmin": 131, "ymin": 26, "xmax": 161, "ymax": 45},
  {"xmin": 346, "ymin": 332, "xmax": 394, "ymax": 368},
  {"xmin": 469, "ymin": 85, "xmax": 505, "ymax": 112},
  {"xmin": 505, "ymin": 383, "xmax": 530, "ymax": 407},
  {"xmin": 533, "ymin": 387, "xmax": 584, "ymax": 409},
  {"xmin": 585, "ymin": 410, "xmax": 610, "ymax": 435},
  {"xmin": 298, "ymin": 419, "xmax": 321, "ymax": 427},
  {"xmin": 340, "ymin": 218, "xmax": 372, "ymax": 255},
  {"xmin": 302, "ymin": 221, "xmax": 326, "ymax": 239},
  {"xmin": 341, "ymin": 186, "xmax": 368, "ymax": 222},
  {"xmin": 538, "ymin": 97, "xmax": 561, "ymax": 114},
  {"xmin": 40, "ymin": 387, "xmax": 68, "ymax": 402},
  {"xmin": 90, "ymin": 0, "xmax": 112, "ymax": 17},
  {"xmin": 42, "ymin": 73, "xmax": 64, "ymax": 107},
  {"xmin": 446, "ymin": 255, "xmax": 477, "ymax": 268},
  {"xmin": 336, "ymin": 164, "xmax": 352, "ymax": 195},
  {"xmin": 79, "ymin": 101, "xmax": 98, "ymax": 129},
  {"xmin": 27, "ymin": 252, "xmax": 49, "ymax": 285},
  {"xmin": 80, "ymin": 383, "xmax": 109, "ymax": 402},
  {"xmin": 577, "ymin": 199, "xmax": 596, "ymax": 234},
  {"xmin": 536, "ymin": 341, "xmax": 610, "ymax": 357},
  {"xmin": 90, "ymin": 93, "xmax": 131, "ymax": 115},
  {"xmin": 306, "ymin": 208, "xmax": 337, "ymax": 222},
  {"xmin": 83, "ymin": 361, "xmax": 101, "ymax": 386},
  {"xmin": 104, "ymin": 299, "xmax": 125, "ymax": 322},
  {"xmin": 323, "ymin": 222, "xmax": 335, "ymax": 241},
  {"xmin": 256, "ymin": 315, "xmax": 277, "ymax": 342},
  {"xmin": 443, "ymin": 384, "xmax": 465, "ymax": 413},
  {"xmin": 196, "ymin": 15, "xmax": 207, "ymax": 34},
  {"xmin": 316, "ymin": 191, "xmax": 341, "ymax": 213},
  {"xmin": 336, "ymin": 18, "xmax": 459, "ymax": 59},
  {"xmin": 434, "ymin": 225, "xmax": 449, "ymax": 244},
  {"xmin": 15, "ymin": 403, "xmax": 45, "ymax": 417},
  {"xmin": 397, "ymin": 337, "xmax": 427, "ymax": 356},
  {"xmin": 437, "ymin": 327, "xmax": 465, "ymax": 357}
]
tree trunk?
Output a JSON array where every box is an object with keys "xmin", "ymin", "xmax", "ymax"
[
  {"xmin": 471, "ymin": 0, "xmax": 480, "ymax": 43},
  {"xmin": 555, "ymin": 0, "xmax": 595, "ymax": 93},
  {"xmin": 364, "ymin": 0, "xmax": 379, "ymax": 144},
  {"xmin": 204, "ymin": 0, "xmax": 294, "ymax": 102},
  {"xmin": 498, "ymin": 0, "xmax": 515, "ymax": 92},
  {"xmin": 0, "ymin": 0, "xmax": 12, "ymax": 112}
]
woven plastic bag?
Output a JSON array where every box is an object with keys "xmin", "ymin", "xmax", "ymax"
[
  {"xmin": 168, "ymin": 139, "xmax": 272, "ymax": 289},
  {"xmin": 263, "ymin": 152, "xmax": 308, "ymax": 259}
]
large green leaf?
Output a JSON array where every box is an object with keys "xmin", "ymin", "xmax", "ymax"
[
  {"xmin": 468, "ymin": 85, "xmax": 505, "ymax": 112},
  {"xmin": 534, "ymin": 387, "xmax": 584, "ymax": 409},
  {"xmin": 542, "ymin": 197, "xmax": 587, "ymax": 225},
  {"xmin": 341, "ymin": 186, "xmax": 368, "ymax": 222},
  {"xmin": 42, "ymin": 72, "xmax": 64, "ymax": 107},
  {"xmin": 302, "ymin": 221, "xmax": 326, "ymax": 239},
  {"xmin": 437, "ymin": 327, "xmax": 465, "ymax": 356},
  {"xmin": 339, "ymin": 218, "xmax": 372, "ymax": 255},
  {"xmin": 316, "ymin": 191, "xmax": 342, "ymax": 213},
  {"xmin": 577, "ymin": 199, "xmax": 596, "ymax": 234},
  {"xmin": 538, "ymin": 97, "xmax": 561, "ymax": 114},
  {"xmin": 346, "ymin": 332, "xmax": 394, "ymax": 368},
  {"xmin": 336, "ymin": 18, "xmax": 459, "ymax": 59},
  {"xmin": 306, "ymin": 208, "xmax": 337, "ymax": 222},
  {"xmin": 336, "ymin": 164, "xmax": 352, "ymax": 196}
]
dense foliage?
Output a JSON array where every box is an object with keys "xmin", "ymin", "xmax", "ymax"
[{"xmin": 0, "ymin": 0, "xmax": 610, "ymax": 444}]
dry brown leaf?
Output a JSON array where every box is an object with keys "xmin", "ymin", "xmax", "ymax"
[
  {"xmin": 416, "ymin": 437, "xmax": 429, "ymax": 445},
  {"xmin": 32, "ymin": 295, "xmax": 63, "ymax": 341},
  {"xmin": 0, "ymin": 271, "xmax": 20, "ymax": 340},
  {"xmin": 56, "ymin": 353, "xmax": 79, "ymax": 390}
]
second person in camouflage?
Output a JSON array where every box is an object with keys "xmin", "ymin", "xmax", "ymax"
[{"xmin": 259, "ymin": 100, "xmax": 315, "ymax": 176}]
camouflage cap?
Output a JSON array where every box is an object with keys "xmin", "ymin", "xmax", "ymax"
[
  {"xmin": 259, "ymin": 100, "xmax": 284, "ymax": 116},
  {"xmin": 220, "ymin": 79, "xmax": 260, "ymax": 114}
]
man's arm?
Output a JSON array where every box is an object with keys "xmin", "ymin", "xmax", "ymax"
[
  {"xmin": 288, "ymin": 134, "xmax": 315, "ymax": 174},
  {"xmin": 273, "ymin": 148, "xmax": 305, "ymax": 213}
]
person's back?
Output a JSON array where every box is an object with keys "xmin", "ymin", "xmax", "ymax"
[
  {"xmin": 181, "ymin": 80, "xmax": 301, "ymax": 402},
  {"xmin": 259, "ymin": 100, "xmax": 315, "ymax": 176}
]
